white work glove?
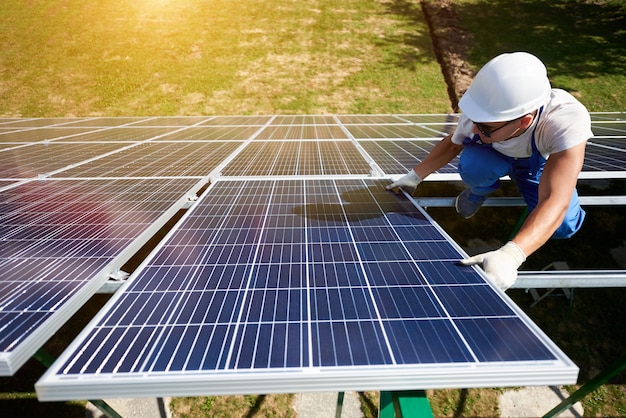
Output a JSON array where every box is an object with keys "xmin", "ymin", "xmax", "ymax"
[
  {"xmin": 459, "ymin": 241, "xmax": 526, "ymax": 290},
  {"xmin": 386, "ymin": 170, "xmax": 423, "ymax": 196}
]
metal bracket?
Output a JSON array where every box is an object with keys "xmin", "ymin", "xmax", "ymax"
[{"xmin": 525, "ymin": 262, "xmax": 574, "ymax": 307}]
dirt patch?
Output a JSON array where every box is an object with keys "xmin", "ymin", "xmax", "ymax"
[{"xmin": 421, "ymin": 0, "xmax": 475, "ymax": 111}]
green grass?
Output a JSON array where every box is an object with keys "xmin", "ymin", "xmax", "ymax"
[
  {"xmin": 0, "ymin": 0, "xmax": 450, "ymax": 117},
  {"xmin": 455, "ymin": 0, "xmax": 626, "ymax": 111}
]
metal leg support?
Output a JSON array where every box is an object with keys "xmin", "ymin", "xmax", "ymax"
[
  {"xmin": 379, "ymin": 390, "xmax": 434, "ymax": 418},
  {"xmin": 543, "ymin": 353, "xmax": 626, "ymax": 417},
  {"xmin": 336, "ymin": 391, "xmax": 345, "ymax": 418}
]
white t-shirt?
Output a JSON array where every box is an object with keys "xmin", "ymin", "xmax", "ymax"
[{"xmin": 451, "ymin": 89, "xmax": 593, "ymax": 159}]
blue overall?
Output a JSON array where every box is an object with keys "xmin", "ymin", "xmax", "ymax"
[{"xmin": 458, "ymin": 110, "xmax": 585, "ymax": 239}]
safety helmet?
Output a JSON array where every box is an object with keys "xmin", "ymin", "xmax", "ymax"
[{"xmin": 458, "ymin": 52, "xmax": 551, "ymax": 122}]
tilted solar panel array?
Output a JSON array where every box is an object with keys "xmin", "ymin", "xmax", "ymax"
[{"xmin": 0, "ymin": 113, "xmax": 624, "ymax": 397}]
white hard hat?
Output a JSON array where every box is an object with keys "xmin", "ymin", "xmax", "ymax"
[{"xmin": 458, "ymin": 52, "xmax": 551, "ymax": 122}]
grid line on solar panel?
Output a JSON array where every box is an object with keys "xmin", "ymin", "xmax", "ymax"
[
  {"xmin": 0, "ymin": 177, "xmax": 202, "ymax": 373},
  {"xmin": 36, "ymin": 178, "xmax": 576, "ymax": 399}
]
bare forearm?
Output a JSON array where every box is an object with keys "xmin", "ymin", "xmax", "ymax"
[
  {"xmin": 512, "ymin": 143, "xmax": 586, "ymax": 257},
  {"xmin": 511, "ymin": 198, "xmax": 568, "ymax": 256}
]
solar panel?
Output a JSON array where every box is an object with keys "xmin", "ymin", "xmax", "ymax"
[
  {"xmin": 0, "ymin": 127, "xmax": 100, "ymax": 142},
  {"xmin": 0, "ymin": 143, "xmax": 131, "ymax": 179},
  {"xmin": 0, "ymin": 177, "xmax": 203, "ymax": 375},
  {"xmin": 222, "ymin": 141, "xmax": 372, "ymax": 176},
  {"xmin": 57, "ymin": 142, "xmax": 242, "ymax": 178},
  {"xmin": 36, "ymin": 178, "xmax": 577, "ymax": 400}
]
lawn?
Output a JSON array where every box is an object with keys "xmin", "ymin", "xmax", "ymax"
[{"xmin": 0, "ymin": 0, "xmax": 450, "ymax": 117}]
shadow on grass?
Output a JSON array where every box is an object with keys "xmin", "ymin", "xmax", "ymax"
[
  {"xmin": 0, "ymin": 398, "xmax": 85, "ymax": 418},
  {"xmin": 455, "ymin": 0, "xmax": 626, "ymax": 80}
]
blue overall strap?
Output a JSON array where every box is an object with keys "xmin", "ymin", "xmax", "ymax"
[
  {"xmin": 462, "ymin": 133, "xmax": 492, "ymax": 147},
  {"xmin": 529, "ymin": 106, "xmax": 545, "ymax": 175}
]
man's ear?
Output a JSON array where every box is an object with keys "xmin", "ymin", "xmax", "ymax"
[{"xmin": 520, "ymin": 112, "xmax": 536, "ymax": 129}]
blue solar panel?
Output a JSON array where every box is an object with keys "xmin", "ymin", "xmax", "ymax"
[
  {"xmin": 0, "ymin": 177, "xmax": 201, "ymax": 375},
  {"xmin": 36, "ymin": 178, "xmax": 577, "ymax": 400}
]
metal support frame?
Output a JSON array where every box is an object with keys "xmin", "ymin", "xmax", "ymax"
[
  {"xmin": 544, "ymin": 354, "xmax": 626, "ymax": 417},
  {"xmin": 335, "ymin": 391, "xmax": 345, "ymax": 418},
  {"xmin": 379, "ymin": 391, "xmax": 434, "ymax": 418},
  {"xmin": 335, "ymin": 391, "xmax": 434, "ymax": 417},
  {"xmin": 33, "ymin": 349, "xmax": 123, "ymax": 418}
]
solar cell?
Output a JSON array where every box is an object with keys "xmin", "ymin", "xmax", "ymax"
[{"xmin": 36, "ymin": 178, "xmax": 577, "ymax": 400}]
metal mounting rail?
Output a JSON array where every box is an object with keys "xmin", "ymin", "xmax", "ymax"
[
  {"xmin": 513, "ymin": 270, "xmax": 626, "ymax": 289},
  {"xmin": 414, "ymin": 195, "xmax": 626, "ymax": 208}
]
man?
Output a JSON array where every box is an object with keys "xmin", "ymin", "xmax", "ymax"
[{"xmin": 387, "ymin": 52, "xmax": 592, "ymax": 290}]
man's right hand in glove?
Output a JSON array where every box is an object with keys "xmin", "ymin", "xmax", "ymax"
[{"xmin": 386, "ymin": 170, "xmax": 423, "ymax": 196}]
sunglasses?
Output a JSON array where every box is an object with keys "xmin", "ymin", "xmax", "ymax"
[{"xmin": 473, "ymin": 119, "xmax": 516, "ymax": 138}]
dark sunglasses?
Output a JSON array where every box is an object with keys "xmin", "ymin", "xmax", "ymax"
[{"xmin": 473, "ymin": 119, "xmax": 516, "ymax": 138}]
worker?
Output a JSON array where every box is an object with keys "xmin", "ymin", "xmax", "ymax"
[{"xmin": 387, "ymin": 52, "xmax": 592, "ymax": 290}]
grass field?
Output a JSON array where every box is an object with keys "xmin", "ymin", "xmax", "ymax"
[
  {"xmin": 1, "ymin": 0, "xmax": 625, "ymax": 416},
  {"xmin": 0, "ymin": 0, "xmax": 451, "ymax": 116}
]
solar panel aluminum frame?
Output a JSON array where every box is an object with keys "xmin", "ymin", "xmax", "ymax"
[
  {"xmin": 36, "ymin": 361, "xmax": 577, "ymax": 401},
  {"xmin": 0, "ymin": 177, "xmax": 208, "ymax": 376},
  {"xmin": 35, "ymin": 179, "xmax": 578, "ymax": 401}
]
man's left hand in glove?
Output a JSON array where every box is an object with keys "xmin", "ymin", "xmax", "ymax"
[{"xmin": 458, "ymin": 241, "xmax": 526, "ymax": 290}]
